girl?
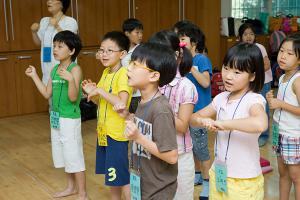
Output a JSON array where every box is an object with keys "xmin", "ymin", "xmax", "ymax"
[
  {"xmin": 148, "ymin": 30, "xmax": 198, "ymax": 200},
  {"xmin": 178, "ymin": 24, "xmax": 212, "ymax": 199},
  {"xmin": 267, "ymin": 34, "xmax": 300, "ymax": 200},
  {"xmin": 238, "ymin": 23, "xmax": 272, "ymax": 146},
  {"xmin": 190, "ymin": 42, "xmax": 267, "ymax": 200}
]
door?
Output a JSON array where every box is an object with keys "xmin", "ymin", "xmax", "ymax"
[
  {"xmin": 14, "ymin": 51, "xmax": 48, "ymax": 114},
  {"xmin": 0, "ymin": 54, "xmax": 18, "ymax": 117},
  {"xmin": 0, "ymin": 0, "xmax": 10, "ymax": 52},
  {"xmin": 8, "ymin": 0, "xmax": 43, "ymax": 51}
]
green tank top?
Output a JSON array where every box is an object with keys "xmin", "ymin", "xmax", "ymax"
[{"xmin": 51, "ymin": 62, "xmax": 82, "ymax": 118}]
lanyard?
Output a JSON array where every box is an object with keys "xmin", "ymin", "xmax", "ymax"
[
  {"xmin": 215, "ymin": 91, "xmax": 249, "ymax": 162},
  {"xmin": 277, "ymin": 70, "xmax": 299, "ymax": 124},
  {"xmin": 51, "ymin": 62, "xmax": 72, "ymax": 111},
  {"xmin": 98, "ymin": 67, "xmax": 121, "ymax": 125},
  {"xmin": 130, "ymin": 90, "xmax": 159, "ymax": 171}
]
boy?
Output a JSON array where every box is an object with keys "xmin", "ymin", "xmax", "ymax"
[
  {"xmin": 178, "ymin": 25, "xmax": 212, "ymax": 200},
  {"xmin": 117, "ymin": 42, "xmax": 179, "ymax": 199},
  {"xmin": 83, "ymin": 31, "xmax": 132, "ymax": 200},
  {"xmin": 121, "ymin": 18, "xmax": 144, "ymax": 113},
  {"xmin": 25, "ymin": 30, "xmax": 88, "ymax": 200}
]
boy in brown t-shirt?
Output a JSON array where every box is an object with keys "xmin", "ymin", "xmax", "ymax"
[{"xmin": 115, "ymin": 42, "xmax": 179, "ymax": 199}]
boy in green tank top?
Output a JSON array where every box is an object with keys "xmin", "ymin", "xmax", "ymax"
[{"xmin": 25, "ymin": 30, "xmax": 88, "ymax": 200}]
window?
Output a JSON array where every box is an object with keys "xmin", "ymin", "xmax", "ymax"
[
  {"xmin": 231, "ymin": 0, "xmax": 267, "ymax": 19},
  {"xmin": 231, "ymin": 0, "xmax": 300, "ymax": 19},
  {"xmin": 272, "ymin": 0, "xmax": 300, "ymax": 16}
]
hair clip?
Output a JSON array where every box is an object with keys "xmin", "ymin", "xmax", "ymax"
[{"xmin": 179, "ymin": 42, "xmax": 187, "ymax": 48}]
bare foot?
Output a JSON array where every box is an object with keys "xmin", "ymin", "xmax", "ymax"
[
  {"xmin": 53, "ymin": 188, "xmax": 77, "ymax": 198},
  {"xmin": 76, "ymin": 193, "xmax": 89, "ymax": 200}
]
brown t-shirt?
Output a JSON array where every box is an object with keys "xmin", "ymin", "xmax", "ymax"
[{"xmin": 131, "ymin": 95, "xmax": 178, "ymax": 200}]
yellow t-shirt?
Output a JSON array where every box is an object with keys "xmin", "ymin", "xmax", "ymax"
[{"xmin": 96, "ymin": 67, "xmax": 132, "ymax": 142}]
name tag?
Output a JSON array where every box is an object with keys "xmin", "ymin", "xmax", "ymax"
[
  {"xmin": 97, "ymin": 123, "xmax": 108, "ymax": 146},
  {"xmin": 50, "ymin": 111, "xmax": 60, "ymax": 129},
  {"xmin": 215, "ymin": 160, "xmax": 228, "ymax": 193},
  {"xmin": 272, "ymin": 122, "xmax": 279, "ymax": 147},
  {"xmin": 130, "ymin": 170, "xmax": 141, "ymax": 200}
]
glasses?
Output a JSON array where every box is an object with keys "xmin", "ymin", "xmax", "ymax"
[
  {"xmin": 128, "ymin": 61, "xmax": 156, "ymax": 72},
  {"xmin": 97, "ymin": 48, "xmax": 122, "ymax": 55}
]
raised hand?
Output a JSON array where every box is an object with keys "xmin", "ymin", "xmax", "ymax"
[
  {"xmin": 30, "ymin": 23, "xmax": 39, "ymax": 32},
  {"xmin": 25, "ymin": 65, "xmax": 37, "ymax": 78},
  {"xmin": 201, "ymin": 118, "xmax": 218, "ymax": 132},
  {"xmin": 124, "ymin": 120, "xmax": 139, "ymax": 141},
  {"xmin": 57, "ymin": 67, "xmax": 73, "ymax": 82},
  {"xmin": 113, "ymin": 102, "xmax": 129, "ymax": 118},
  {"xmin": 87, "ymin": 88, "xmax": 100, "ymax": 102},
  {"xmin": 82, "ymin": 79, "xmax": 97, "ymax": 95}
]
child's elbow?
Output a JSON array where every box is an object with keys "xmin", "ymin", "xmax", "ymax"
[{"xmin": 167, "ymin": 150, "xmax": 178, "ymax": 165}]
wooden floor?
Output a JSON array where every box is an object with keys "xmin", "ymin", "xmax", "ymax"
[{"xmin": 0, "ymin": 112, "xmax": 295, "ymax": 200}]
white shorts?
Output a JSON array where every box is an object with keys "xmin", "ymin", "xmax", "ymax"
[
  {"xmin": 173, "ymin": 151, "xmax": 195, "ymax": 200},
  {"xmin": 51, "ymin": 117, "xmax": 85, "ymax": 173}
]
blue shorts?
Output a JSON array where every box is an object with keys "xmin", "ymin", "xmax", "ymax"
[
  {"xmin": 190, "ymin": 127, "xmax": 210, "ymax": 161},
  {"xmin": 95, "ymin": 136, "xmax": 130, "ymax": 186}
]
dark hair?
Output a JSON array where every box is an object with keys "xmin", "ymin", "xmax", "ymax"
[
  {"xmin": 148, "ymin": 30, "xmax": 193, "ymax": 76},
  {"xmin": 223, "ymin": 43, "xmax": 265, "ymax": 92},
  {"xmin": 173, "ymin": 20, "xmax": 194, "ymax": 32},
  {"xmin": 53, "ymin": 30, "xmax": 82, "ymax": 61},
  {"xmin": 279, "ymin": 33, "xmax": 300, "ymax": 58},
  {"xmin": 131, "ymin": 43, "xmax": 177, "ymax": 87},
  {"xmin": 122, "ymin": 18, "xmax": 143, "ymax": 33},
  {"xmin": 59, "ymin": 0, "xmax": 70, "ymax": 14},
  {"xmin": 177, "ymin": 24, "xmax": 206, "ymax": 53},
  {"xmin": 101, "ymin": 31, "xmax": 130, "ymax": 52},
  {"xmin": 238, "ymin": 23, "xmax": 256, "ymax": 39}
]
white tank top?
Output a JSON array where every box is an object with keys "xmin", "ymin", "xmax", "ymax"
[{"xmin": 273, "ymin": 72, "xmax": 300, "ymax": 137}]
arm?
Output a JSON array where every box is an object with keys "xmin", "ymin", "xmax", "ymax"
[
  {"xmin": 82, "ymin": 79, "xmax": 99, "ymax": 104},
  {"xmin": 190, "ymin": 67, "xmax": 211, "ymax": 88},
  {"xmin": 125, "ymin": 120, "xmax": 178, "ymax": 164},
  {"xmin": 214, "ymin": 103, "xmax": 268, "ymax": 133},
  {"xmin": 25, "ymin": 65, "xmax": 52, "ymax": 99},
  {"xmin": 88, "ymin": 88, "xmax": 129, "ymax": 108},
  {"xmin": 57, "ymin": 66, "xmax": 81, "ymax": 102},
  {"xmin": 30, "ymin": 23, "xmax": 41, "ymax": 46},
  {"xmin": 175, "ymin": 103, "xmax": 194, "ymax": 134},
  {"xmin": 190, "ymin": 103, "xmax": 217, "ymax": 128},
  {"xmin": 267, "ymin": 78, "xmax": 300, "ymax": 116},
  {"xmin": 263, "ymin": 56, "xmax": 271, "ymax": 71}
]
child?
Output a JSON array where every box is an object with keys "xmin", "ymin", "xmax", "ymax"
[
  {"xmin": 120, "ymin": 42, "xmax": 178, "ymax": 199},
  {"xmin": 121, "ymin": 18, "xmax": 144, "ymax": 113},
  {"xmin": 238, "ymin": 23, "xmax": 272, "ymax": 147},
  {"xmin": 25, "ymin": 30, "xmax": 88, "ymax": 200},
  {"xmin": 178, "ymin": 24, "xmax": 212, "ymax": 199},
  {"xmin": 266, "ymin": 34, "xmax": 300, "ymax": 200},
  {"xmin": 148, "ymin": 30, "xmax": 197, "ymax": 200},
  {"xmin": 83, "ymin": 31, "xmax": 132, "ymax": 200},
  {"xmin": 190, "ymin": 43, "xmax": 267, "ymax": 200}
]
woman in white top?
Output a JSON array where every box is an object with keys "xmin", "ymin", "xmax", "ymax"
[
  {"xmin": 31, "ymin": 0, "xmax": 78, "ymax": 84},
  {"xmin": 238, "ymin": 23, "xmax": 272, "ymax": 146}
]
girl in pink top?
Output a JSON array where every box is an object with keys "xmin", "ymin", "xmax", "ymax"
[
  {"xmin": 149, "ymin": 30, "xmax": 198, "ymax": 200},
  {"xmin": 190, "ymin": 43, "xmax": 268, "ymax": 200}
]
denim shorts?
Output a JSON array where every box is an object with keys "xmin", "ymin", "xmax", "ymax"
[{"xmin": 190, "ymin": 127, "xmax": 210, "ymax": 161}]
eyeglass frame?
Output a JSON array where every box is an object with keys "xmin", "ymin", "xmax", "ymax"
[
  {"xmin": 128, "ymin": 60, "xmax": 156, "ymax": 72},
  {"xmin": 97, "ymin": 48, "xmax": 123, "ymax": 55}
]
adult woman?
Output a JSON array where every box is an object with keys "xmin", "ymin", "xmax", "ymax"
[{"xmin": 31, "ymin": 0, "xmax": 78, "ymax": 84}]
